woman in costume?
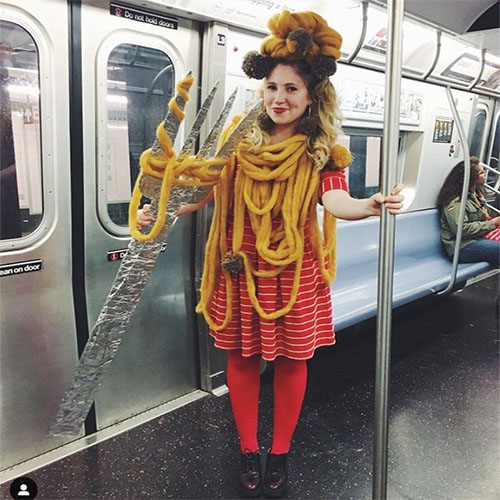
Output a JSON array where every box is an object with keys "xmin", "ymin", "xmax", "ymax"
[
  {"xmin": 437, "ymin": 156, "xmax": 500, "ymax": 265},
  {"xmin": 138, "ymin": 10, "xmax": 403, "ymax": 498}
]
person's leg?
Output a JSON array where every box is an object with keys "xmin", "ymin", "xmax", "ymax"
[
  {"xmin": 264, "ymin": 356, "xmax": 307, "ymax": 498},
  {"xmin": 271, "ymin": 356, "xmax": 308, "ymax": 454},
  {"xmin": 226, "ymin": 350, "xmax": 261, "ymax": 452},
  {"xmin": 226, "ymin": 350, "xmax": 262, "ymax": 497},
  {"xmin": 458, "ymin": 239, "xmax": 500, "ymax": 265}
]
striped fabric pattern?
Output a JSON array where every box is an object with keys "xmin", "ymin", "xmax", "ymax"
[
  {"xmin": 208, "ymin": 169, "xmax": 349, "ymax": 360},
  {"xmin": 483, "ymin": 226, "xmax": 500, "ymax": 241}
]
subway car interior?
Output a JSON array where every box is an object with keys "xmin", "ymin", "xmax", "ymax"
[{"xmin": 0, "ymin": 0, "xmax": 499, "ymax": 498}]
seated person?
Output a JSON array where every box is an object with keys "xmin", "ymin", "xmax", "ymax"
[{"xmin": 437, "ymin": 156, "xmax": 500, "ymax": 265}]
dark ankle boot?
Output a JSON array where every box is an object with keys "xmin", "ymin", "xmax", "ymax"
[
  {"xmin": 239, "ymin": 450, "xmax": 262, "ymax": 498},
  {"xmin": 263, "ymin": 452, "xmax": 288, "ymax": 498}
]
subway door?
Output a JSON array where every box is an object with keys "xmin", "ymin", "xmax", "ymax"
[
  {"xmin": 80, "ymin": 1, "xmax": 201, "ymax": 429},
  {"xmin": 0, "ymin": 0, "xmax": 79, "ymax": 470}
]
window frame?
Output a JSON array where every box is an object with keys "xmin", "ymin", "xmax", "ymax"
[
  {"xmin": 0, "ymin": 9, "xmax": 56, "ymax": 252},
  {"xmin": 328, "ymin": 127, "xmax": 406, "ymax": 223},
  {"xmin": 95, "ymin": 31, "xmax": 183, "ymax": 237}
]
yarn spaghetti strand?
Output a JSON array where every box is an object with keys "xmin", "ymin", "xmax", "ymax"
[{"xmin": 196, "ymin": 135, "xmax": 339, "ymax": 330}]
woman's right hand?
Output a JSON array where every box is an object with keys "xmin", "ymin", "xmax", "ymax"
[
  {"xmin": 492, "ymin": 216, "xmax": 500, "ymax": 227},
  {"xmin": 137, "ymin": 203, "xmax": 154, "ymax": 230}
]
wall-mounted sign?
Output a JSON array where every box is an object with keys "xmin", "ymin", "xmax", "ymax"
[
  {"xmin": 107, "ymin": 242, "xmax": 167, "ymax": 262},
  {"xmin": 364, "ymin": 27, "xmax": 387, "ymax": 54},
  {"xmin": 433, "ymin": 117, "xmax": 454, "ymax": 143},
  {"xmin": 217, "ymin": 33, "xmax": 226, "ymax": 46},
  {"xmin": 110, "ymin": 2, "xmax": 178, "ymax": 30},
  {"xmin": 107, "ymin": 248, "xmax": 128, "ymax": 262},
  {"xmin": 336, "ymin": 78, "xmax": 423, "ymax": 125},
  {"xmin": 0, "ymin": 259, "xmax": 42, "ymax": 278}
]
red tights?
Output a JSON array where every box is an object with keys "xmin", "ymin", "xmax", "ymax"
[{"xmin": 226, "ymin": 350, "xmax": 307, "ymax": 454}]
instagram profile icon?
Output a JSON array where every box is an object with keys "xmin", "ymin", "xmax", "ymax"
[{"xmin": 10, "ymin": 477, "xmax": 38, "ymax": 499}]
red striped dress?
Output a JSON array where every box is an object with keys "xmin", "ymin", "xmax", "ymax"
[{"xmin": 208, "ymin": 169, "xmax": 349, "ymax": 361}]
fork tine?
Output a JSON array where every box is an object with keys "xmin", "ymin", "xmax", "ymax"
[
  {"xmin": 179, "ymin": 80, "xmax": 220, "ymax": 156},
  {"xmin": 196, "ymin": 87, "xmax": 238, "ymax": 159},
  {"xmin": 150, "ymin": 70, "xmax": 193, "ymax": 157},
  {"xmin": 215, "ymin": 99, "xmax": 262, "ymax": 159}
]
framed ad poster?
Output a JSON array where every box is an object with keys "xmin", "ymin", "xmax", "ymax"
[{"xmin": 433, "ymin": 117, "xmax": 454, "ymax": 143}]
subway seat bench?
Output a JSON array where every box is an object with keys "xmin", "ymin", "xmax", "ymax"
[{"xmin": 323, "ymin": 208, "xmax": 493, "ymax": 332}]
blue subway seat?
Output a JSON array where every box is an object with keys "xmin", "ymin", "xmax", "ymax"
[{"xmin": 326, "ymin": 208, "xmax": 493, "ymax": 332}]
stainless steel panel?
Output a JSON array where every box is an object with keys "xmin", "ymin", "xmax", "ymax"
[
  {"xmin": 0, "ymin": 0, "xmax": 80, "ymax": 470},
  {"xmin": 81, "ymin": 0, "xmax": 201, "ymax": 429},
  {"xmin": 197, "ymin": 21, "xmax": 230, "ymax": 393}
]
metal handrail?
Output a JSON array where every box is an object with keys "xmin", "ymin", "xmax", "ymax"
[
  {"xmin": 484, "ymin": 163, "xmax": 500, "ymax": 176},
  {"xmin": 482, "ymin": 164, "xmax": 500, "ymax": 215},
  {"xmin": 468, "ymin": 48, "xmax": 486, "ymax": 91},
  {"xmin": 438, "ymin": 86, "xmax": 472, "ymax": 296},
  {"xmin": 372, "ymin": 0, "xmax": 403, "ymax": 498},
  {"xmin": 485, "ymin": 184, "xmax": 500, "ymax": 196},
  {"xmin": 483, "ymin": 162, "xmax": 500, "ymax": 191},
  {"xmin": 485, "ymin": 202, "xmax": 500, "ymax": 215},
  {"xmin": 422, "ymin": 30, "xmax": 441, "ymax": 80},
  {"xmin": 488, "ymin": 158, "xmax": 500, "ymax": 190},
  {"xmin": 347, "ymin": 0, "xmax": 369, "ymax": 63}
]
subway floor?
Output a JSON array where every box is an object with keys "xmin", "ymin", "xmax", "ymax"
[{"xmin": 1, "ymin": 274, "xmax": 499, "ymax": 500}]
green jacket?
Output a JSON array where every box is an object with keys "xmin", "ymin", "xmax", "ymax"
[{"xmin": 440, "ymin": 192, "xmax": 496, "ymax": 256}]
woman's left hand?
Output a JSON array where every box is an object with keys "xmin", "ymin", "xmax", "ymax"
[{"xmin": 366, "ymin": 183, "xmax": 405, "ymax": 216}]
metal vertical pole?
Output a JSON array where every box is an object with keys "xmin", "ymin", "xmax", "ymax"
[
  {"xmin": 437, "ymin": 87, "xmax": 471, "ymax": 296},
  {"xmin": 372, "ymin": 0, "xmax": 405, "ymax": 499}
]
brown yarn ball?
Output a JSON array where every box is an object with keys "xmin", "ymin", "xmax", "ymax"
[
  {"xmin": 287, "ymin": 28, "xmax": 313, "ymax": 57},
  {"xmin": 242, "ymin": 51, "xmax": 276, "ymax": 79},
  {"xmin": 297, "ymin": 115, "xmax": 319, "ymax": 137},
  {"xmin": 221, "ymin": 252, "xmax": 244, "ymax": 273},
  {"xmin": 257, "ymin": 112, "xmax": 275, "ymax": 132},
  {"xmin": 310, "ymin": 55, "xmax": 338, "ymax": 79}
]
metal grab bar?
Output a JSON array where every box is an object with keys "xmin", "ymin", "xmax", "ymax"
[
  {"xmin": 468, "ymin": 48, "xmax": 486, "ymax": 91},
  {"xmin": 488, "ymin": 158, "xmax": 500, "ymax": 190},
  {"xmin": 423, "ymin": 31, "xmax": 441, "ymax": 80},
  {"xmin": 485, "ymin": 184, "xmax": 500, "ymax": 196},
  {"xmin": 372, "ymin": 0, "xmax": 404, "ymax": 498},
  {"xmin": 485, "ymin": 202, "xmax": 500, "ymax": 215},
  {"xmin": 347, "ymin": 0, "xmax": 369, "ymax": 63},
  {"xmin": 438, "ymin": 87, "xmax": 472, "ymax": 296},
  {"xmin": 484, "ymin": 162, "xmax": 500, "ymax": 191},
  {"xmin": 483, "ymin": 165, "xmax": 500, "ymax": 213},
  {"xmin": 484, "ymin": 163, "xmax": 500, "ymax": 176}
]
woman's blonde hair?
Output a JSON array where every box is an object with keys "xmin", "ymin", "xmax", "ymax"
[{"xmin": 241, "ymin": 62, "xmax": 343, "ymax": 170}]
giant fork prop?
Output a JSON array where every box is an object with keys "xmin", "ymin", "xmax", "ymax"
[{"xmin": 50, "ymin": 72, "xmax": 262, "ymax": 436}]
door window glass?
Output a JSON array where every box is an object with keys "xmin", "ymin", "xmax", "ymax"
[
  {"xmin": 342, "ymin": 134, "xmax": 383, "ymax": 199},
  {"xmin": 469, "ymin": 109, "xmax": 486, "ymax": 158},
  {"xmin": 0, "ymin": 21, "xmax": 42, "ymax": 240},
  {"xmin": 105, "ymin": 44, "xmax": 174, "ymax": 226}
]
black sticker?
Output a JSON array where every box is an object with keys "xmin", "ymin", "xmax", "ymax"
[
  {"xmin": 107, "ymin": 248, "xmax": 128, "ymax": 262},
  {"xmin": 0, "ymin": 260, "xmax": 43, "ymax": 278},
  {"xmin": 108, "ymin": 243, "xmax": 167, "ymax": 262},
  {"xmin": 110, "ymin": 2, "xmax": 178, "ymax": 30},
  {"xmin": 217, "ymin": 33, "xmax": 226, "ymax": 46}
]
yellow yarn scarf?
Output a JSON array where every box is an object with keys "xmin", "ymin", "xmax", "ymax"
[{"xmin": 195, "ymin": 134, "xmax": 338, "ymax": 331}]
